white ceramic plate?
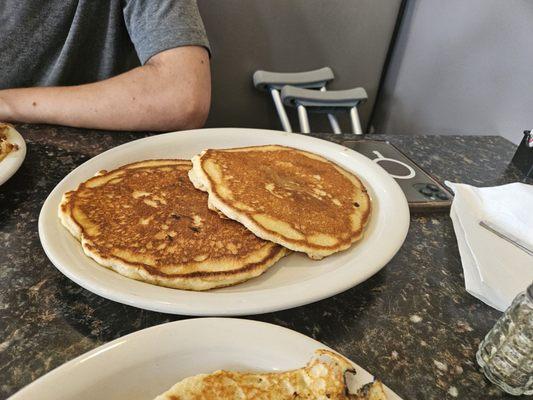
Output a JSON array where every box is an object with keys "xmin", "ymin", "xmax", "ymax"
[
  {"xmin": 0, "ymin": 125, "xmax": 26, "ymax": 186},
  {"xmin": 39, "ymin": 128, "xmax": 409, "ymax": 315},
  {"xmin": 9, "ymin": 318, "xmax": 402, "ymax": 400}
]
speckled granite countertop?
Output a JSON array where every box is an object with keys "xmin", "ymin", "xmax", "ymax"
[{"xmin": 1, "ymin": 125, "xmax": 531, "ymax": 399}]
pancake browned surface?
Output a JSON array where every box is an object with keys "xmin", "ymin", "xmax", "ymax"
[
  {"xmin": 58, "ymin": 160, "xmax": 287, "ymax": 291},
  {"xmin": 190, "ymin": 145, "xmax": 371, "ymax": 259},
  {"xmin": 155, "ymin": 349, "xmax": 387, "ymax": 400},
  {"xmin": 0, "ymin": 123, "xmax": 19, "ymax": 162}
]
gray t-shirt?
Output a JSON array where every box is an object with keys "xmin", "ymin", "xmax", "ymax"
[{"xmin": 0, "ymin": 0, "xmax": 210, "ymax": 89}]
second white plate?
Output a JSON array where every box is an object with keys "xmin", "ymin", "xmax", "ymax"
[
  {"xmin": 9, "ymin": 318, "xmax": 402, "ymax": 400},
  {"xmin": 39, "ymin": 128, "xmax": 409, "ymax": 315},
  {"xmin": 0, "ymin": 125, "xmax": 26, "ymax": 186}
]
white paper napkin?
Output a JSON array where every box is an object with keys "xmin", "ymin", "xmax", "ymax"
[{"xmin": 446, "ymin": 182, "xmax": 533, "ymax": 311}]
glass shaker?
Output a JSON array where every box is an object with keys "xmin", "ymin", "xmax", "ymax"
[{"xmin": 476, "ymin": 283, "xmax": 533, "ymax": 395}]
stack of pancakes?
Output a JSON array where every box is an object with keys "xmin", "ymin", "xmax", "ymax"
[{"xmin": 59, "ymin": 145, "xmax": 371, "ymax": 290}]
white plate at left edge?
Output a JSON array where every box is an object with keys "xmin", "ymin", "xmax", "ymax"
[
  {"xmin": 38, "ymin": 128, "xmax": 409, "ymax": 315},
  {"xmin": 0, "ymin": 125, "xmax": 26, "ymax": 186},
  {"xmin": 8, "ymin": 318, "xmax": 402, "ymax": 400}
]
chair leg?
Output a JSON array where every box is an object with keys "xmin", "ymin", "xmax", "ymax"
[
  {"xmin": 350, "ymin": 106, "xmax": 363, "ymax": 135},
  {"xmin": 320, "ymin": 87, "xmax": 341, "ymax": 134},
  {"xmin": 270, "ymin": 88, "xmax": 292, "ymax": 132},
  {"xmin": 297, "ymin": 105, "xmax": 310, "ymax": 133},
  {"xmin": 327, "ymin": 113, "xmax": 341, "ymax": 134}
]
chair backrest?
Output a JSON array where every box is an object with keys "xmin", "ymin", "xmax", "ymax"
[{"xmin": 198, "ymin": 0, "xmax": 402, "ymax": 132}]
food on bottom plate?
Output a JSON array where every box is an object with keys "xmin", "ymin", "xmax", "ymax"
[
  {"xmin": 189, "ymin": 145, "xmax": 371, "ymax": 260},
  {"xmin": 58, "ymin": 159, "xmax": 287, "ymax": 291},
  {"xmin": 154, "ymin": 349, "xmax": 387, "ymax": 400},
  {"xmin": 0, "ymin": 123, "xmax": 19, "ymax": 162}
]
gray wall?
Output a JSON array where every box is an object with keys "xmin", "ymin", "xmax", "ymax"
[
  {"xmin": 372, "ymin": 0, "xmax": 533, "ymax": 144},
  {"xmin": 198, "ymin": 0, "xmax": 401, "ymax": 133}
]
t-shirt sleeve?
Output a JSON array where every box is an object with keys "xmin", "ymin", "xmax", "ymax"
[{"xmin": 122, "ymin": 0, "xmax": 210, "ymax": 64}]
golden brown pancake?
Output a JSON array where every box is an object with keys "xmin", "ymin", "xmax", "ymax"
[
  {"xmin": 0, "ymin": 123, "xmax": 19, "ymax": 162},
  {"xmin": 59, "ymin": 159, "xmax": 287, "ymax": 291},
  {"xmin": 189, "ymin": 145, "xmax": 371, "ymax": 260},
  {"xmin": 154, "ymin": 349, "xmax": 387, "ymax": 400}
]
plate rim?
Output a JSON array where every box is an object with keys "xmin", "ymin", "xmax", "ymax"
[
  {"xmin": 8, "ymin": 317, "xmax": 402, "ymax": 400},
  {"xmin": 0, "ymin": 125, "xmax": 27, "ymax": 186},
  {"xmin": 38, "ymin": 128, "xmax": 410, "ymax": 315}
]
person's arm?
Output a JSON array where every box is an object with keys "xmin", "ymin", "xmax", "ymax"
[{"xmin": 0, "ymin": 46, "xmax": 210, "ymax": 131}]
